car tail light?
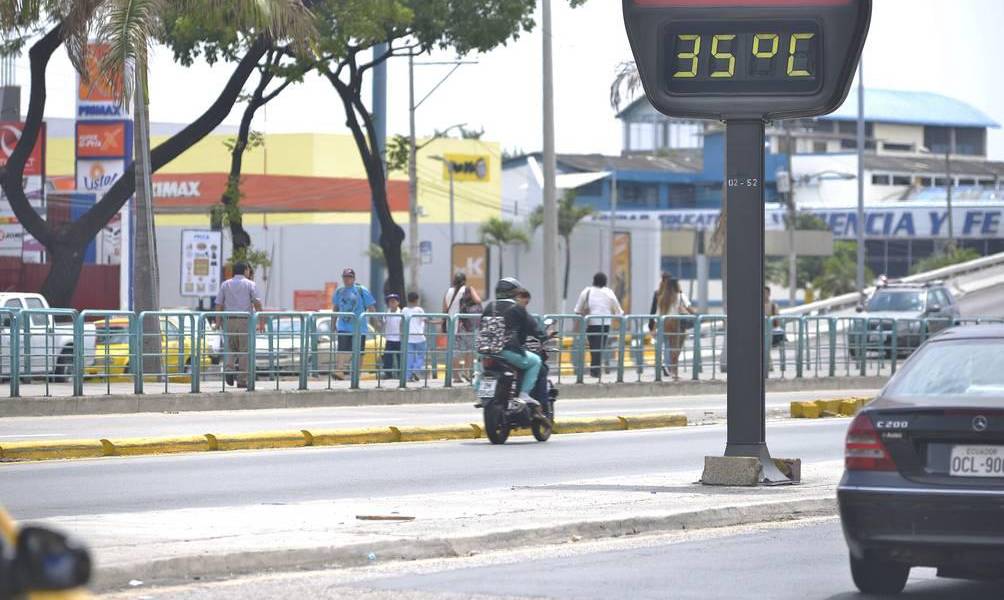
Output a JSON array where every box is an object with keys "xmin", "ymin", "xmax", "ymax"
[{"xmin": 845, "ymin": 414, "xmax": 897, "ymax": 471}]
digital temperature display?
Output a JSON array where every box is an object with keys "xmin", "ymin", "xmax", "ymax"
[{"xmin": 665, "ymin": 21, "xmax": 821, "ymax": 95}]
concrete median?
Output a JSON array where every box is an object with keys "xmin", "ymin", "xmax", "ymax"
[
  {"xmin": 790, "ymin": 396, "xmax": 872, "ymax": 419},
  {"xmin": 0, "ymin": 413, "xmax": 690, "ymax": 463}
]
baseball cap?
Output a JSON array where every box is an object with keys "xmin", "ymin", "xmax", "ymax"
[
  {"xmin": 342, "ymin": 268, "xmax": 356, "ymax": 278},
  {"xmin": 385, "ymin": 293, "xmax": 400, "ymax": 301}
]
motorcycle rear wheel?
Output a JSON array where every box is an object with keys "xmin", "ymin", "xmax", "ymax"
[
  {"xmin": 531, "ymin": 401, "xmax": 554, "ymax": 442},
  {"xmin": 484, "ymin": 403, "xmax": 510, "ymax": 444}
]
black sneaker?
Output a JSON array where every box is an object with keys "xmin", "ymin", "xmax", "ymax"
[{"xmin": 225, "ymin": 372, "xmax": 235, "ymax": 386}]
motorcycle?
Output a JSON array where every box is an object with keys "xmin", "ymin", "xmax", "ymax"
[
  {"xmin": 475, "ymin": 321, "xmax": 559, "ymax": 445},
  {"xmin": 0, "ymin": 507, "xmax": 92, "ymax": 599}
]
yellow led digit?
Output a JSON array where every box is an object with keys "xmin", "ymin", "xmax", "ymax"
[
  {"xmin": 673, "ymin": 34, "xmax": 701, "ymax": 78},
  {"xmin": 710, "ymin": 34, "xmax": 736, "ymax": 78},
  {"xmin": 787, "ymin": 32, "xmax": 815, "ymax": 76},
  {"xmin": 752, "ymin": 33, "xmax": 779, "ymax": 58}
]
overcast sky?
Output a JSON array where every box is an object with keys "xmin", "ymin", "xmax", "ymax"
[{"xmin": 16, "ymin": 0, "xmax": 1004, "ymax": 160}]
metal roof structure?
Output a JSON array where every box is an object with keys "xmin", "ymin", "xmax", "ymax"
[
  {"xmin": 825, "ymin": 89, "xmax": 1000, "ymax": 129},
  {"xmin": 863, "ymin": 153, "xmax": 1004, "ymax": 177},
  {"xmin": 617, "ymin": 89, "xmax": 1000, "ymax": 129}
]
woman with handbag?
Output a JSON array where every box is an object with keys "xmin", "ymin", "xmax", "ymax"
[
  {"xmin": 443, "ymin": 272, "xmax": 483, "ymax": 383},
  {"xmin": 656, "ymin": 277, "xmax": 696, "ymax": 381}
]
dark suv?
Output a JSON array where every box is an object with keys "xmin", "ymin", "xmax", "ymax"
[{"xmin": 848, "ymin": 282, "xmax": 960, "ymax": 359}]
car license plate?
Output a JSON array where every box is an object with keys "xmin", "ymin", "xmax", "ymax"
[
  {"xmin": 950, "ymin": 445, "xmax": 1004, "ymax": 477},
  {"xmin": 478, "ymin": 378, "xmax": 497, "ymax": 399}
]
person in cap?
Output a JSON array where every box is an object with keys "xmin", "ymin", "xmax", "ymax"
[
  {"xmin": 381, "ymin": 293, "xmax": 403, "ymax": 379},
  {"xmin": 331, "ymin": 267, "xmax": 377, "ymax": 380}
]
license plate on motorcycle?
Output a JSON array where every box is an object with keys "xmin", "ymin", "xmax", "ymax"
[{"xmin": 478, "ymin": 378, "xmax": 497, "ymax": 399}]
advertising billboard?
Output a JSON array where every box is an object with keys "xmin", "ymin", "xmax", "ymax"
[
  {"xmin": 180, "ymin": 230, "xmax": 223, "ymax": 298},
  {"xmin": 0, "ymin": 121, "xmax": 46, "ymax": 176},
  {"xmin": 76, "ymin": 121, "xmax": 130, "ymax": 159},
  {"xmin": 451, "ymin": 243, "xmax": 490, "ymax": 300}
]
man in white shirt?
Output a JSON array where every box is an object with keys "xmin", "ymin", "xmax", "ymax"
[{"xmin": 574, "ymin": 272, "xmax": 624, "ymax": 378}]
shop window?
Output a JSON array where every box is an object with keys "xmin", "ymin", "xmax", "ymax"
[
  {"xmin": 891, "ymin": 175, "xmax": 911, "ymax": 186},
  {"xmin": 871, "ymin": 174, "xmax": 891, "ymax": 185}
]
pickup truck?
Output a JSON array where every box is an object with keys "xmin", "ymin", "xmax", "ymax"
[{"xmin": 0, "ymin": 292, "xmax": 96, "ymax": 382}]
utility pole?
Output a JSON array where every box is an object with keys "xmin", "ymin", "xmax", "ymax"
[
  {"xmin": 371, "ymin": 43, "xmax": 387, "ymax": 302},
  {"xmin": 542, "ymin": 0, "xmax": 560, "ymax": 313},
  {"xmin": 855, "ymin": 59, "xmax": 865, "ymax": 299},
  {"xmin": 408, "ymin": 53, "xmax": 419, "ymax": 288},
  {"xmin": 447, "ymin": 161, "xmax": 456, "ymax": 252},
  {"xmin": 785, "ymin": 122, "xmax": 797, "ymax": 305},
  {"xmin": 946, "ymin": 128, "xmax": 956, "ymax": 250}
]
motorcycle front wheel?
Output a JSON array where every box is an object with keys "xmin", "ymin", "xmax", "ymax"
[
  {"xmin": 531, "ymin": 401, "xmax": 554, "ymax": 442},
  {"xmin": 483, "ymin": 403, "xmax": 510, "ymax": 444}
]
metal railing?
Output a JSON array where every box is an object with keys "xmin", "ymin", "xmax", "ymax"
[{"xmin": 0, "ymin": 308, "xmax": 998, "ymax": 398}]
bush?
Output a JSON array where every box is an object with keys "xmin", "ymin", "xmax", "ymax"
[{"xmin": 910, "ymin": 247, "xmax": 980, "ymax": 275}]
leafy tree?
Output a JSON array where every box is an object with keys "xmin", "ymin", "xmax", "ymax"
[
  {"xmin": 910, "ymin": 246, "xmax": 980, "ymax": 275},
  {"xmin": 529, "ymin": 190, "xmax": 593, "ymax": 302},
  {"xmin": 0, "ymin": 1, "xmax": 313, "ymax": 306},
  {"xmin": 812, "ymin": 241, "xmax": 873, "ymax": 299},
  {"xmin": 479, "ymin": 217, "xmax": 529, "ymax": 281},
  {"xmin": 288, "ymin": 0, "xmax": 585, "ymax": 298},
  {"xmin": 766, "ymin": 213, "xmax": 830, "ymax": 289}
]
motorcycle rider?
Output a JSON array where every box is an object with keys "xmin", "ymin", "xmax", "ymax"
[{"xmin": 481, "ymin": 277, "xmax": 551, "ymax": 423}]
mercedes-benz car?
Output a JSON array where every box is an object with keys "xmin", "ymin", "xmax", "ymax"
[{"xmin": 838, "ymin": 325, "xmax": 1004, "ymax": 594}]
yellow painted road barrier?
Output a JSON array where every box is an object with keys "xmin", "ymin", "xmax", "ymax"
[
  {"xmin": 0, "ymin": 414, "xmax": 690, "ymax": 462},
  {"xmin": 790, "ymin": 397, "xmax": 873, "ymax": 419},
  {"xmin": 790, "ymin": 401, "xmax": 822, "ymax": 419}
]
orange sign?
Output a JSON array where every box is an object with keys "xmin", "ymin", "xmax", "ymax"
[
  {"xmin": 0, "ymin": 122, "xmax": 45, "ymax": 176},
  {"xmin": 77, "ymin": 44, "xmax": 121, "ymax": 103},
  {"xmin": 294, "ymin": 290, "xmax": 330, "ymax": 311},
  {"xmin": 451, "ymin": 243, "xmax": 490, "ymax": 300},
  {"xmin": 611, "ymin": 232, "xmax": 632, "ymax": 312},
  {"xmin": 76, "ymin": 122, "xmax": 128, "ymax": 158}
]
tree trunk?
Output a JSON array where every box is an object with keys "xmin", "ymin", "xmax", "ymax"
[
  {"xmin": 497, "ymin": 244, "xmax": 504, "ymax": 281},
  {"xmin": 133, "ymin": 60, "xmax": 162, "ymax": 375},
  {"xmin": 2, "ymin": 34, "xmax": 269, "ymax": 306},
  {"xmin": 39, "ymin": 239, "xmax": 86, "ymax": 307}
]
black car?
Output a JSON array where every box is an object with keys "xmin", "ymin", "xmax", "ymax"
[{"xmin": 838, "ymin": 325, "xmax": 1004, "ymax": 594}]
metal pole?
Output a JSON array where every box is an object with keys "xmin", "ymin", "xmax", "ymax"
[
  {"xmin": 723, "ymin": 119, "xmax": 788, "ymax": 484},
  {"xmin": 608, "ymin": 168, "xmax": 618, "ymax": 274},
  {"xmin": 855, "ymin": 59, "xmax": 865, "ymax": 297},
  {"xmin": 371, "ymin": 43, "xmax": 387, "ymax": 302},
  {"xmin": 785, "ymin": 123, "xmax": 797, "ymax": 306},
  {"xmin": 542, "ymin": 0, "xmax": 560, "ymax": 313},
  {"xmin": 946, "ymin": 128, "xmax": 955, "ymax": 249},
  {"xmin": 408, "ymin": 53, "xmax": 420, "ymax": 289},
  {"xmin": 448, "ymin": 163, "xmax": 455, "ymax": 254}
]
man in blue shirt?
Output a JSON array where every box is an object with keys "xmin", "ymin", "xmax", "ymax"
[{"xmin": 331, "ymin": 267, "xmax": 376, "ymax": 380}]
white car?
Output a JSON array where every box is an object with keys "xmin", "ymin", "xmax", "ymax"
[{"xmin": 0, "ymin": 292, "xmax": 96, "ymax": 381}]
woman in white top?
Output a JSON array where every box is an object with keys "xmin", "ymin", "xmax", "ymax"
[
  {"xmin": 442, "ymin": 272, "xmax": 483, "ymax": 383},
  {"xmin": 574, "ymin": 272, "xmax": 624, "ymax": 379},
  {"xmin": 656, "ymin": 277, "xmax": 696, "ymax": 381}
]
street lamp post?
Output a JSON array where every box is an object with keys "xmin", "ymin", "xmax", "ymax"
[{"xmin": 430, "ymin": 156, "xmax": 456, "ymax": 255}]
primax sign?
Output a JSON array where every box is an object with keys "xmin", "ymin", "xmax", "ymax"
[{"xmin": 153, "ymin": 180, "xmax": 202, "ymax": 199}]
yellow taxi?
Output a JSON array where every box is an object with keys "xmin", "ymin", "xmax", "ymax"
[{"xmin": 84, "ymin": 317, "xmax": 218, "ymax": 382}]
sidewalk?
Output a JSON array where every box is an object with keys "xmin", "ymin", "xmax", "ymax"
[{"xmin": 39, "ymin": 460, "xmax": 843, "ymax": 592}]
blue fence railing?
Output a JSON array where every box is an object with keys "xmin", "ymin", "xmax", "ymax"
[{"xmin": 0, "ymin": 308, "xmax": 997, "ymax": 398}]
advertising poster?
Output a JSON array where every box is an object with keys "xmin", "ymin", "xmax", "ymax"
[
  {"xmin": 451, "ymin": 243, "xmax": 490, "ymax": 300},
  {"xmin": 76, "ymin": 43, "xmax": 128, "ymax": 120},
  {"xmin": 180, "ymin": 230, "xmax": 223, "ymax": 298},
  {"xmin": 442, "ymin": 154, "xmax": 491, "ymax": 182},
  {"xmin": 294, "ymin": 290, "xmax": 329, "ymax": 312},
  {"xmin": 76, "ymin": 159, "xmax": 126, "ymax": 194},
  {"xmin": 611, "ymin": 232, "xmax": 632, "ymax": 313},
  {"xmin": 76, "ymin": 120, "xmax": 130, "ymax": 159},
  {"xmin": 0, "ymin": 121, "xmax": 46, "ymax": 176}
]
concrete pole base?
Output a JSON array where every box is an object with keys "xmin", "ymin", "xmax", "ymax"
[{"xmin": 701, "ymin": 455, "xmax": 801, "ymax": 487}]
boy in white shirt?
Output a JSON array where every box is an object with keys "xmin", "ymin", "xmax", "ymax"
[
  {"xmin": 401, "ymin": 292, "xmax": 427, "ymax": 382},
  {"xmin": 381, "ymin": 294, "xmax": 402, "ymax": 379}
]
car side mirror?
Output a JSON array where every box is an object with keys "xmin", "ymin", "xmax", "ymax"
[
  {"xmin": 855, "ymin": 305, "xmax": 864, "ymax": 313},
  {"xmin": 14, "ymin": 526, "xmax": 91, "ymax": 591},
  {"xmin": 927, "ymin": 304, "xmax": 942, "ymax": 314}
]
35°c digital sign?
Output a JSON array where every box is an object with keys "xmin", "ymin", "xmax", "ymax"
[{"xmin": 623, "ymin": 0, "xmax": 871, "ymax": 120}]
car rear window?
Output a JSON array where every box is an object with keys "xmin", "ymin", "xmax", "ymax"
[{"xmin": 886, "ymin": 340, "xmax": 1004, "ymax": 399}]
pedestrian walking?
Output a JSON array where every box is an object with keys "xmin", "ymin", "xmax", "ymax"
[
  {"xmin": 656, "ymin": 276, "xmax": 696, "ymax": 381},
  {"xmin": 574, "ymin": 272, "xmax": 624, "ymax": 379},
  {"xmin": 381, "ymin": 293, "xmax": 403, "ymax": 379},
  {"xmin": 402, "ymin": 291, "xmax": 427, "ymax": 382},
  {"xmin": 331, "ymin": 267, "xmax": 376, "ymax": 380},
  {"xmin": 215, "ymin": 261, "xmax": 263, "ymax": 388},
  {"xmin": 442, "ymin": 272, "xmax": 483, "ymax": 383}
]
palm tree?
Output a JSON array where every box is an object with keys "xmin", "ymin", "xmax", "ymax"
[
  {"xmin": 479, "ymin": 217, "xmax": 530, "ymax": 282},
  {"xmin": 530, "ymin": 190, "xmax": 593, "ymax": 304}
]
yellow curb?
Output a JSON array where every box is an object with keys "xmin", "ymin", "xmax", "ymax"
[
  {"xmin": 0, "ymin": 439, "xmax": 106, "ymax": 461},
  {"xmin": 619, "ymin": 414, "xmax": 688, "ymax": 429},
  {"xmin": 552, "ymin": 417, "xmax": 626, "ymax": 435},
  {"xmin": 0, "ymin": 413, "xmax": 691, "ymax": 462},
  {"xmin": 394, "ymin": 424, "xmax": 482, "ymax": 442},
  {"xmin": 307, "ymin": 427, "xmax": 400, "ymax": 446},
  {"xmin": 790, "ymin": 401, "xmax": 822, "ymax": 419},
  {"xmin": 814, "ymin": 399, "xmax": 844, "ymax": 415},
  {"xmin": 211, "ymin": 431, "xmax": 311, "ymax": 451},
  {"xmin": 102, "ymin": 435, "xmax": 215, "ymax": 456},
  {"xmin": 839, "ymin": 399, "xmax": 860, "ymax": 416},
  {"xmin": 789, "ymin": 397, "xmax": 874, "ymax": 418}
]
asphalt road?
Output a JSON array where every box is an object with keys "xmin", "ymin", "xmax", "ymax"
[
  {"xmin": 103, "ymin": 519, "xmax": 1004, "ymax": 600},
  {"xmin": 0, "ymin": 389, "xmax": 876, "ymax": 442},
  {"xmin": 0, "ymin": 418, "xmax": 848, "ymax": 520}
]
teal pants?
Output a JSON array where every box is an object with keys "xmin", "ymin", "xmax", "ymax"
[{"xmin": 499, "ymin": 349, "xmax": 542, "ymax": 396}]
